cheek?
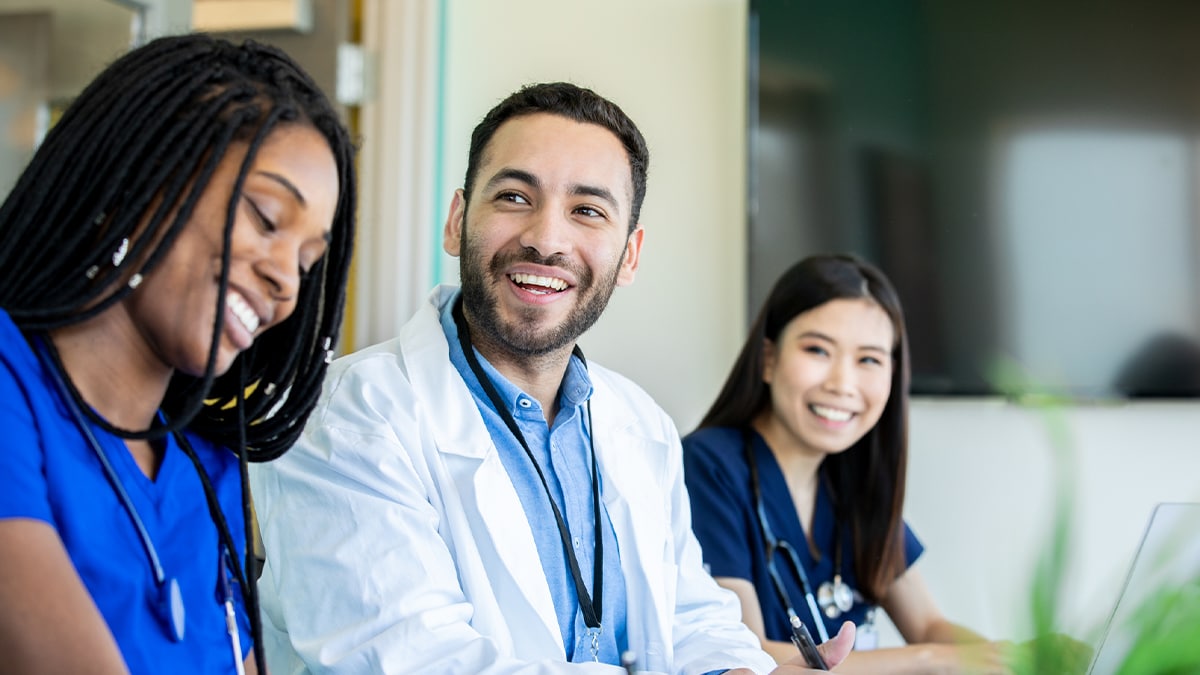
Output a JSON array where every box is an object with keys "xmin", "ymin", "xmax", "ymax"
[
  {"xmin": 865, "ymin": 375, "xmax": 893, "ymax": 413},
  {"xmin": 269, "ymin": 297, "xmax": 300, "ymax": 331}
]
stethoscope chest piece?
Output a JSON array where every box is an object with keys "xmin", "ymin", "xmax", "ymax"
[
  {"xmin": 160, "ymin": 576, "xmax": 186, "ymax": 642},
  {"xmin": 817, "ymin": 574, "xmax": 854, "ymax": 618}
]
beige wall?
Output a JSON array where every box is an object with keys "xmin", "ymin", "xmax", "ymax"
[{"xmin": 439, "ymin": 0, "xmax": 750, "ymax": 431}]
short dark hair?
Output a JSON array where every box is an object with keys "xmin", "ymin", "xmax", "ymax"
[
  {"xmin": 697, "ymin": 254, "xmax": 911, "ymax": 603},
  {"xmin": 462, "ymin": 82, "xmax": 649, "ymax": 232}
]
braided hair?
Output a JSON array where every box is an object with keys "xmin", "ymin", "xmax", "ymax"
[
  {"xmin": 0, "ymin": 33, "xmax": 357, "ymax": 668},
  {"xmin": 0, "ymin": 32, "xmax": 355, "ymax": 456}
]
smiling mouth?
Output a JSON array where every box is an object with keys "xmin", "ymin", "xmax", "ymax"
[
  {"xmin": 227, "ymin": 291, "xmax": 261, "ymax": 334},
  {"xmin": 508, "ymin": 272, "xmax": 570, "ymax": 295},
  {"xmin": 810, "ymin": 404, "xmax": 854, "ymax": 423}
]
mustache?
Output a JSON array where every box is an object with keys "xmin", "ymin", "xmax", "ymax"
[{"xmin": 488, "ymin": 248, "xmax": 590, "ymax": 284}]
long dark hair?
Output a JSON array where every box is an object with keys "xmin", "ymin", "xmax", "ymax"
[
  {"xmin": 698, "ymin": 254, "xmax": 910, "ymax": 602},
  {"xmin": 0, "ymin": 33, "xmax": 357, "ymax": 666}
]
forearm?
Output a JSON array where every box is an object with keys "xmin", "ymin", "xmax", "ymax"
[
  {"xmin": 832, "ymin": 645, "xmax": 964, "ymax": 675},
  {"xmin": 921, "ymin": 619, "xmax": 989, "ymax": 645}
]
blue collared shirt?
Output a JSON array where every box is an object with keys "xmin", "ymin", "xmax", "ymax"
[{"xmin": 441, "ymin": 296, "xmax": 628, "ymax": 663}]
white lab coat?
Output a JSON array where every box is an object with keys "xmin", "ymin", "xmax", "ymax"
[{"xmin": 250, "ymin": 286, "xmax": 777, "ymax": 675}]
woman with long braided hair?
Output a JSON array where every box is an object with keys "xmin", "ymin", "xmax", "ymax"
[{"xmin": 0, "ymin": 33, "xmax": 356, "ymax": 673}]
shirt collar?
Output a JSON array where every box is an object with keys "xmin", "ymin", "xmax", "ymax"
[{"xmin": 439, "ymin": 291, "xmax": 594, "ymax": 420}]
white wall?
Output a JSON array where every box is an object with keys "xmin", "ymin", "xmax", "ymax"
[
  {"xmin": 440, "ymin": 0, "xmax": 749, "ymax": 432},
  {"xmin": 435, "ymin": 0, "xmax": 1200, "ymax": 651},
  {"xmin": 908, "ymin": 399, "xmax": 1200, "ymax": 643}
]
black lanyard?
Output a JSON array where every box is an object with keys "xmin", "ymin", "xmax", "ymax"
[
  {"xmin": 451, "ymin": 299, "xmax": 604, "ymax": 647},
  {"xmin": 742, "ymin": 427, "xmax": 840, "ymax": 642}
]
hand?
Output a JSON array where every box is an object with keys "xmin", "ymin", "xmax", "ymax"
[
  {"xmin": 761, "ymin": 621, "xmax": 855, "ymax": 673},
  {"xmin": 952, "ymin": 641, "xmax": 1012, "ymax": 675}
]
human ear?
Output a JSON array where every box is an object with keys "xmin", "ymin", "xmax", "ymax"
[
  {"xmin": 761, "ymin": 338, "xmax": 777, "ymax": 385},
  {"xmin": 442, "ymin": 189, "xmax": 466, "ymax": 257},
  {"xmin": 615, "ymin": 226, "xmax": 644, "ymax": 287}
]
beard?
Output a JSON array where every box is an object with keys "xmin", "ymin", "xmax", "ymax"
[{"xmin": 459, "ymin": 224, "xmax": 625, "ymax": 358}]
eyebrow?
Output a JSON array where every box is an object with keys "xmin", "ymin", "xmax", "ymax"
[
  {"xmin": 798, "ymin": 330, "xmax": 891, "ymax": 354},
  {"xmin": 256, "ymin": 171, "xmax": 307, "ymax": 207},
  {"xmin": 483, "ymin": 167, "xmax": 621, "ymax": 212}
]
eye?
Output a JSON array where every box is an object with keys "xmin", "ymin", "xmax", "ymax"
[
  {"xmin": 574, "ymin": 205, "xmax": 605, "ymax": 219},
  {"xmin": 246, "ymin": 197, "xmax": 277, "ymax": 233},
  {"xmin": 802, "ymin": 344, "xmax": 829, "ymax": 357},
  {"xmin": 496, "ymin": 191, "xmax": 530, "ymax": 205}
]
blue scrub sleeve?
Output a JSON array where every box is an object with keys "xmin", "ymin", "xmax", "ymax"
[
  {"xmin": 0, "ymin": 341, "xmax": 53, "ymax": 524},
  {"xmin": 682, "ymin": 431, "xmax": 757, "ymax": 582},
  {"xmin": 902, "ymin": 521, "xmax": 925, "ymax": 568}
]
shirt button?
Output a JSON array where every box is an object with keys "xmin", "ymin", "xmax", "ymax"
[
  {"xmin": 573, "ymin": 537, "xmax": 581, "ymax": 548},
  {"xmin": 518, "ymin": 398, "xmax": 532, "ymax": 408}
]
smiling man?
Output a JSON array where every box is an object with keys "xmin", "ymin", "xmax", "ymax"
[{"xmin": 249, "ymin": 83, "xmax": 853, "ymax": 674}]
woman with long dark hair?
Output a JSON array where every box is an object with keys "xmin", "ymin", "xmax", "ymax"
[
  {"xmin": 0, "ymin": 33, "xmax": 355, "ymax": 673},
  {"xmin": 685, "ymin": 254, "xmax": 1007, "ymax": 674}
]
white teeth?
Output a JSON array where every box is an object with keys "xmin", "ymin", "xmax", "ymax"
[
  {"xmin": 810, "ymin": 404, "xmax": 853, "ymax": 423},
  {"xmin": 227, "ymin": 291, "xmax": 260, "ymax": 334},
  {"xmin": 509, "ymin": 273, "xmax": 568, "ymax": 291}
]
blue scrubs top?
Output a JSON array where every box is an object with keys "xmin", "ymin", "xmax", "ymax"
[
  {"xmin": 683, "ymin": 426, "xmax": 923, "ymax": 644},
  {"xmin": 0, "ymin": 310, "xmax": 252, "ymax": 673}
]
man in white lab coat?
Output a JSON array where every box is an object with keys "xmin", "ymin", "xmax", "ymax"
[{"xmin": 250, "ymin": 82, "xmax": 853, "ymax": 674}]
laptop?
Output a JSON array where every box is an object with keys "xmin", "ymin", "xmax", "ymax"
[{"xmin": 1087, "ymin": 502, "xmax": 1200, "ymax": 675}]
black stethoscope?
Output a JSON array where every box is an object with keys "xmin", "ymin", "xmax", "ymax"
[
  {"xmin": 742, "ymin": 428, "xmax": 856, "ymax": 643},
  {"xmin": 36, "ymin": 339, "xmax": 247, "ymax": 674}
]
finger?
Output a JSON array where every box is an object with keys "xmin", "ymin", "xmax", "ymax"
[{"xmin": 815, "ymin": 621, "xmax": 856, "ymax": 668}]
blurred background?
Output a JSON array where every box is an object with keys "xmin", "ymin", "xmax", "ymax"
[
  {"xmin": 2, "ymin": 0, "xmax": 1198, "ymax": 651},
  {"xmin": 751, "ymin": 0, "xmax": 1200, "ymax": 400}
]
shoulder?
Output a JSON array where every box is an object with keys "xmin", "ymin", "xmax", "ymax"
[
  {"xmin": 682, "ymin": 426, "xmax": 743, "ymax": 464},
  {"xmin": 900, "ymin": 518, "xmax": 925, "ymax": 565},
  {"xmin": 0, "ymin": 309, "xmax": 38, "ymax": 379},
  {"xmin": 0, "ymin": 310, "xmax": 55, "ymax": 427},
  {"xmin": 587, "ymin": 361, "xmax": 663, "ymax": 416},
  {"xmin": 310, "ymin": 301, "xmax": 438, "ymax": 434}
]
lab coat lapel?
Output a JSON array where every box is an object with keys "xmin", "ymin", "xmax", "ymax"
[
  {"xmin": 402, "ymin": 289, "xmax": 563, "ymax": 656},
  {"xmin": 590, "ymin": 379, "xmax": 673, "ymax": 667}
]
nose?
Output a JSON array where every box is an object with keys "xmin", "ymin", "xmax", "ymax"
[
  {"xmin": 255, "ymin": 239, "xmax": 302, "ymax": 304},
  {"xmin": 822, "ymin": 357, "xmax": 856, "ymax": 395},
  {"xmin": 517, "ymin": 204, "xmax": 571, "ymax": 258}
]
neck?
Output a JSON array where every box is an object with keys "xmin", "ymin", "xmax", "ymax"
[
  {"xmin": 48, "ymin": 310, "xmax": 173, "ymax": 432},
  {"xmin": 752, "ymin": 412, "xmax": 824, "ymax": 490},
  {"xmin": 470, "ymin": 328, "xmax": 573, "ymax": 425}
]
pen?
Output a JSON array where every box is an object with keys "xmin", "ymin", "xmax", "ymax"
[
  {"xmin": 789, "ymin": 614, "xmax": 829, "ymax": 671},
  {"xmin": 620, "ymin": 650, "xmax": 637, "ymax": 674}
]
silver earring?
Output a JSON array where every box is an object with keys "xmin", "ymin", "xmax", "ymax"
[
  {"xmin": 127, "ymin": 273, "xmax": 143, "ymax": 289},
  {"xmin": 322, "ymin": 336, "xmax": 334, "ymax": 364}
]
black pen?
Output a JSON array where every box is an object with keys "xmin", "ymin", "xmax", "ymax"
[{"xmin": 790, "ymin": 614, "xmax": 829, "ymax": 670}]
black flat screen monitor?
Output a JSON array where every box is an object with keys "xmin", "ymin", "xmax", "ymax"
[{"xmin": 748, "ymin": 0, "xmax": 1200, "ymax": 398}]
